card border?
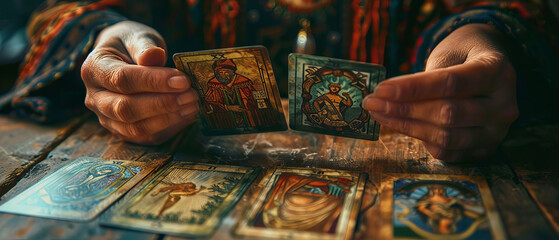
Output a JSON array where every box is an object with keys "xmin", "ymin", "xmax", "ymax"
[
  {"xmin": 100, "ymin": 161, "xmax": 260, "ymax": 237},
  {"xmin": 173, "ymin": 46, "xmax": 287, "ymax": 136},
  {"xmin": 234, "ymin": 167, "xmax": 367, "ymax": 240},
  {"xmin": 379, "ymin": 173, "xmax": 506, "ymax": 240}
]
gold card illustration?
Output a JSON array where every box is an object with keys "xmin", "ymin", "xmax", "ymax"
[
  {"xmin": 173, "ymin": 46, "xmax": 287, "ymax": 135},
  {"xmin": 100, "ymin": 162, "xmax": 259, "ymax": 237},
  {"xmin": 235, "ymin": 167, "xmax": 367, "ymax": 240}
]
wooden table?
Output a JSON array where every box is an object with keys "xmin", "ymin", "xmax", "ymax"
[{"xmin": 1, "ymin": 107, "xmax": 558, "ymax": 239}]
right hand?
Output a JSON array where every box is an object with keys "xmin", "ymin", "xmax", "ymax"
[{"xmin": 81, "ymin": 21, "xmax": 199, "ymax": 145}]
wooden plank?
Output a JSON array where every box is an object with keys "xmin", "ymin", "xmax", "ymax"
[
  {"xmin": 502, "ymin": 124, "xmax": 559, "ymax": 236},
  {"xmin": 0, "ymin": 114, "xmax": 87, "ymax": 197},
  {"xmin": 0, "ymin": 117, "xmax": 191, "ymax": 240}
]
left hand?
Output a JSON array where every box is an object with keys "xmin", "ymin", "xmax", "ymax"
[{"xmin": 362, "ymin": 24, "xmax": 519, "ymax": 162}]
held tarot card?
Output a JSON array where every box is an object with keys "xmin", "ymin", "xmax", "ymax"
[
  {"xmin": 100, "ymin": 162, "xmax": 260, "ymax": 237},
  {"xmin": 234, "ymin": 167, "xmax": 367, "ymax": 240},
  {"xmin": 288, "ymin": 53, "xmax": 385, "ymax": 140},
  {"xmin": 173, "ymin": 46, "xmax": 287, "ymax": 135},
  {"xmin": 0, "ymin": 157, "xmax": 155, "ymax": 221},
  {"xmin": 380, "ymin": 174, "xmax": 506, "ymax": 240}
]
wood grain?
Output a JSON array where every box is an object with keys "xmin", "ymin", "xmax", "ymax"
[{"xmin": 0, "ymin": 114, "xmax": 87, "ymax": 197}]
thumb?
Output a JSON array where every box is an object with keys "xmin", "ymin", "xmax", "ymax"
[
  {"xmin": 126, "ymin": 31, "xmax": 167, "ymax": 66},
  {"xmin": 123, "ymin": 23, "xmax": 167, "ymax": 66}
]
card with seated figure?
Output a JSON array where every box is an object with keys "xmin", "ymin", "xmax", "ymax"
[
  {"xmin": 0, "ymin": 157, "xmax": 156, "ymax": 221},
  {"xmin": 100, "ymin": 162, "xmax": 260, "ymax": 238},
  {"xmin": 234, "ymin": 167, "xmax": 367, "ymax": 240},
  {"xmin": 173, "ymin": 46, "xmax": 287, "ymax": 136},
  {"xmin": 379, "ymin": 174, "xmax": 506, "ymax": 240},
  {"xmin": 288, "ymin": 53, "xmax": 385, "ymax": 140}
]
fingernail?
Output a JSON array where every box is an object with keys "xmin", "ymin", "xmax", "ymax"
[
  {"xmin": 168, "ymin": 76, "xmax": 188, "ymax": 89},
  {"xmin": 363, "ymin": 97, "xmax": 386, "ymax": 113},
  {"xmin": 373, "ymin": 84, "xmax": 397, "ymax": 99},
  {"xmin": 177, "ymin": 92, "xmax": 195, "ymax": 105}
]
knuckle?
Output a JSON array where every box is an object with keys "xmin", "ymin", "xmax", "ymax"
[
  {"xmin": 443, "ymin": 71, "xmax": 458, "ymax": 97},
  {"xmin": 109, "ymin": 67, "xmax": 129, "ymax": 93},
  {"xmin": 80, "ymin": 57, "xmax": 94, "ymax": 82},
  {"xmin": 399, "ymin": 119, "xmax": 411, "ymax": 133},
  {"xmin": 125, "ymin": 122, "xmax": 150, "ymax": 139},
  {"xmin": 112, "ymin": 98, "xmax": 135, "ymax": 122},
  {"xmin": 435, "ymin": 129, "xmax": 453, "ymax": 148},
  {"xmin": 439, "ymin": 101, "xmax": 458, "ymax": 126},
  {"xmin": 155, "ymin": 95, "xmax": 178, "ymax": 113},
  {"xmin": 145, "ymin": 72, "xmax": 162, "ymax": 91},
  {"xmin": 390, "ymin": 102, "xmax": 410, "ymax": 117},
  {"xmin": 84, "ymin": 93, "xmax": 96, "ymax": 110}
]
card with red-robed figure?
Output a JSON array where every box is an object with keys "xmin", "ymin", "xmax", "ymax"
[{"xmin": 174, "ymin": 46, "xmax": 287, "ymax": 135}]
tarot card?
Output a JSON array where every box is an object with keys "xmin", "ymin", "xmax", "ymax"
[
  {"xmin": 100, "ymin": 162, "xmax": 260, "ymax": 237},
  {"xmin": 379, "ymin": 174, "xmax": 506, "ymax": 240},
  {"xmin": 0, "ymin": 157, "xmax": 155, "ymax": 221},
  {"xmin": 234, "ymin": 167, "xmax": 367, "ymax": 240},
  {"xmin": 288, "ymin": 53, "xmax": 385, "ymax": 140},
  {"xmin": 173, "ymin": 46, "xmax": 287, "ymax": 135}
]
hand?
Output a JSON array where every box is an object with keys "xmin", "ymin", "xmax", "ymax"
[
  {"xmin": 342, "ymin": 92, "xmax": 350, "ymax": 97},
  {"xmin": 362, "ymin": 24, "xmax": 518, "ymax": 162},
  {"xmin": 227, "ymin": 105, "xmax": 247, "ymax": 112},
  {"xmin": 81, "ymin": 21, "xmax": 199, "ymax": 145}
]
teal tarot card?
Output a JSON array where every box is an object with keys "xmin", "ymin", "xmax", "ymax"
[
  {"xmin": 288, "ymin": 53, "xmax": 385, "ymax": 140},
  {"xmin": 0, "ymin": 157, "xmax": 154, "ymax": 221},
  {"xmin": 100, "ymin": 162, "xmax": 260, "ymax": 237}
]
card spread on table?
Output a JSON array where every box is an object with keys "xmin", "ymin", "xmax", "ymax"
[
  {"xmin": 289, "ymin": 53, "xmax": 385, "ymax": 140},
  {"xmin": 0, "ymin": 157, "xmax": 154, "ymax": 221},
  {"xmin": 379, "ymin": 174, "xmax": 506, "ymax": 240},
  {"xmin": 173, "ymin": 46, "xmax": 287, "ymax": 135},
  {"xmin": 234, "ymin": 167, "xmax": 367, "ymax": 240},
  {"xmin": 100, "ymin": 162, "xmax": 259, "ymax": 237}
]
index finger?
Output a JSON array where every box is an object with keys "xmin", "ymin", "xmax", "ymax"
[
  {"xmin": 372, "ymin": 60, "xmax": 504, "ymax": 101},
  {"xmin": 109, "ymin": 64, "xmax": 191, "ymax": 94}
]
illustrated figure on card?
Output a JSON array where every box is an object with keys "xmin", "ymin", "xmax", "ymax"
[
  {"xmin": 151, "ymin": 182, "xmax": 207, "ymax": 217},
  {"xmin": 204, "ymin": 59, "xmax": 263, "ymax": 129},
  {"xmin": 312, "ymin": 83, "xmax": 354, "ymax": 129},
  {"xmin": 393, "ymin": 179, "xmax": 488, "ymax": 239},
  {"xmin": 414, "ymin": 184, "xmax": 483, "ymax": 235},
  {"xmin": 304, "ymin": 67, "xmax": 369, "ymax": 133},
  {"xmin": 259, "ymin": 174, "xmax": 351, "ymax": 233}
]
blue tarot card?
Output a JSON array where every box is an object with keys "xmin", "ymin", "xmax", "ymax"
[
  {"xmin": 0, "ymin": 157, "xmax": 155, "ymax": 221},
  {"xmin": 288, "ymin": 53, "xmax": 385, "ymax": 140},
  {"xmin": 380, "ymin": 174, "xmax": 506, "ymax": 240}
]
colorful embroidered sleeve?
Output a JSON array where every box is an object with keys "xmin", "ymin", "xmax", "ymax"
[
  {"xmin": 413, "ymin": 2, "xmax": 559, "ymax": 126},
  {"xmin": 0, "ymin": 0, "xmax": 126, "ymax": 122}
]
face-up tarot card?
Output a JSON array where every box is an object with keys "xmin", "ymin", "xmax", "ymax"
[
  {"xmin": 288, "ymin": 53, "xmax": 385, "ymax": 140},
  {"xmin": 234, "ymin": 167, "xmax": 367, "ymax": 240},
  {"xmin": 0, "ymin": 157, "xmax": 155, "ymax": 221},
  {"xmin": 380, "ymin": 174, "xmax": 506, "ymax": 240},
  {"xmin": 100, "ymin": 162, "xmax": 260, "ymax": 237},
  {"xmin": 173, "ymin": 46, "xmax": 287, "ymax": 135}
]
